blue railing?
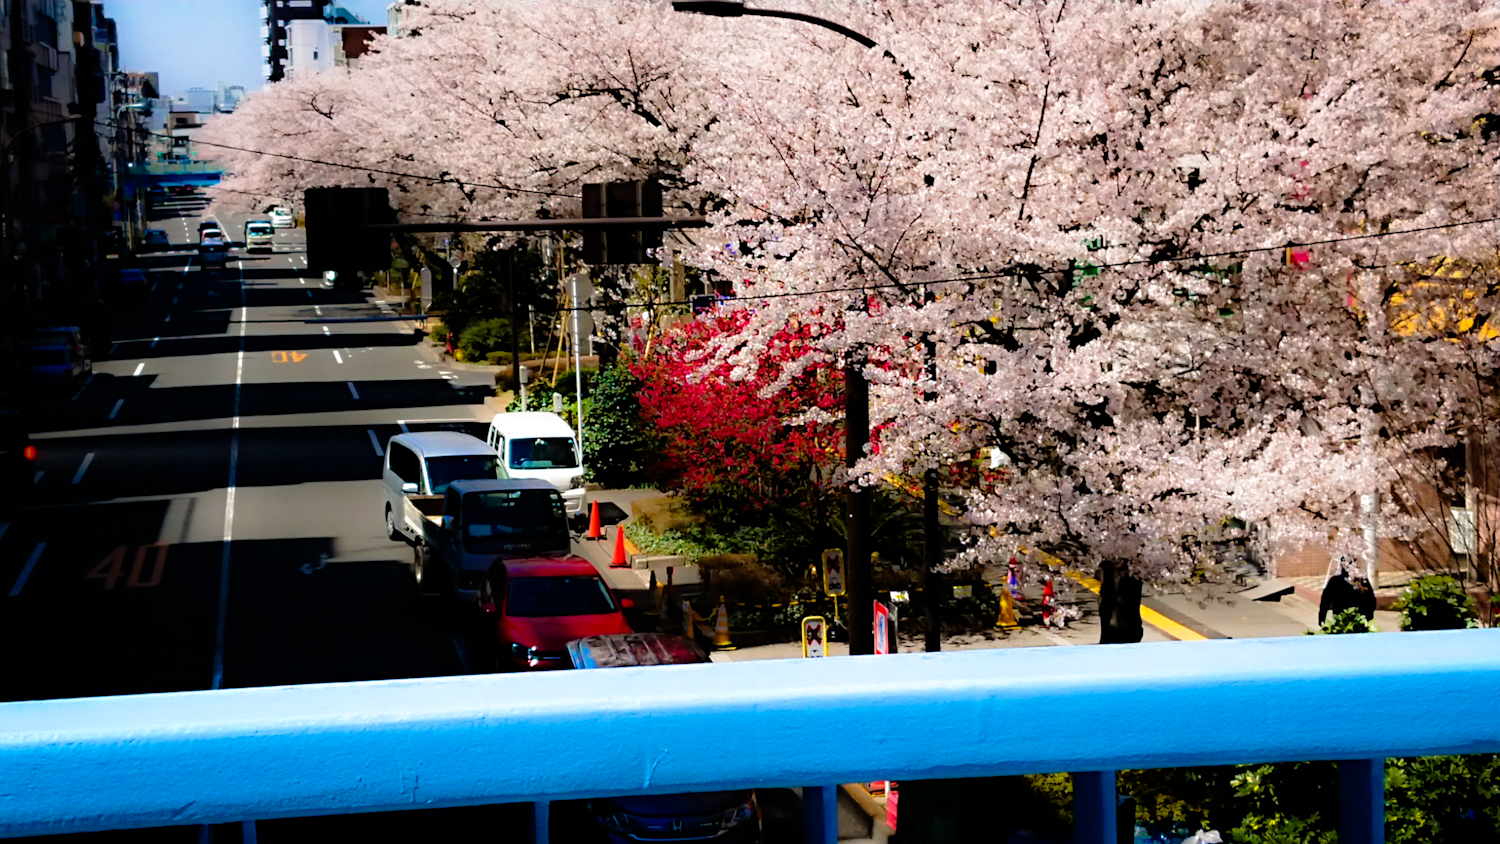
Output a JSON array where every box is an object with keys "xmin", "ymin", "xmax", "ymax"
[{"xmin": 3, "ymin": 631, "xmax": 1498, "ymax": 843}]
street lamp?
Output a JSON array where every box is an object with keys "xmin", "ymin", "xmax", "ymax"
[{"xmin": 671, "ymin": 2, "xmax": 900, "ymax": 656}]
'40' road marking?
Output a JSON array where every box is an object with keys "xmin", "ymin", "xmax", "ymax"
[
  {"xmin": 271, "ymin": 351, "xmax": 308, "ymax": 363},
  {"xmin": 88, "ymin": 545, "xmax": 168, "ymax": 590}
]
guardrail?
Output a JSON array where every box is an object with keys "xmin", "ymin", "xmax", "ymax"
[{"xmin": 3, "ymin": 631, "xmax": 1498, "ymax": 843}]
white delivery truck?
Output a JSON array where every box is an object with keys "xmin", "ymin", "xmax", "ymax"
[{"xmin": 485, "ymin": 412, "xmax": 587, "ymax": 515}]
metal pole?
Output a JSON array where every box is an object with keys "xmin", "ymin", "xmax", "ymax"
[
  {"xmin": 846, "ymin": 360, "xmax": 872, "ymax": 655},
  {"xmin": 570, "ymin": 272, "xmax": 586, "ymax": 451},
  {"xmin": 924, "ymin": 334, "xmax": 943, "ymax": 653}
]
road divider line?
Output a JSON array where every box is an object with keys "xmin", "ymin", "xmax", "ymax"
[
  {"xmin": 333, "ymin": 350, "xmax": 343, "ymax": 364},
  {"xmin": 8, "ymin": 543, "xmax": 45, "ymax": 597},
  {"xmin": 172, "ymin": 296, "xmax": 179, "ymax": 305},
  {"xmin": 33, "ymin": 471, "xmax": 44, "ymax": 484},
  {"xmin": 69, "ymin": 373, "xmax": 94, "ymax": 401},
  {"xmin": 110, "ymin": 343, "xmax": 118, "ymax": 355},
  {"xmin": 133, "ymin": 363, "xmax": 145, "ymax": 376},
  {"xmin": 348, "ymin": 382, "xmax": 360, "ymax": 400},
  {"xmin": 213, "ymin": 276, "xmax": 248, "ymax": 691},
  {"xmin": 151, "ymin": 336, "xmax": 160, "ymax": 347},
  {"xmin": 368, "ymin": 430, "xmax": 384, "ymax": 457},
  {"xmin": 109, "ymin": 399, "xmax": 124, "ymax": 419},
  {"xmin": 165, "ymin": 314, "xmax": 172, "ymax": 322},
  {"xmin": 314, "ymin": 305, "xmax": 322, "ymax": 315},
  {"xmin": 0, "ymin": 523, "xmax": 9, "ymax": 542},
  {"xmin": 72, "ymin": 453, "xmax": 95, "ymax": 484}
]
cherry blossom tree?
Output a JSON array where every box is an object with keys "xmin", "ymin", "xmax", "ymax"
[{"xmin": 200, "ymin": 0, "xmax": 1500, "ymax": 639}]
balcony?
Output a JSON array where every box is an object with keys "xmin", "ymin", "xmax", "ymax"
[{"xmin": 2, "ymin": 631, "xmax": 1497, "ymax": 843}]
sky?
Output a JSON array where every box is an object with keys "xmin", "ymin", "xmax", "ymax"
[{"xmin": 109, "ymin": 0, "xmax": 395, "ymax": 97}]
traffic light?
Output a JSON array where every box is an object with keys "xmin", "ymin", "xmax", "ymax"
[
  {"xmin": 581, "ymin": 180, "xmax": 663, "ymax": 265},
  {"xmin": 304, "ymin": 187, "xmax": 394, "ymax": 272}
]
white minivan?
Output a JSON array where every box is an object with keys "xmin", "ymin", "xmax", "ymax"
[
  {"xmin": 485, "ymin": 412, "xmax": 587, "ymax": 515},
  {"xmin": 383, "ymin": 432, "xmax": 505, "ymax": 546}
]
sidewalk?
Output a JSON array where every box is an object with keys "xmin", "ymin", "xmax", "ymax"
[{"xmin": 573, "ymin": 489, "xmax": 1418, "ymax": 662}]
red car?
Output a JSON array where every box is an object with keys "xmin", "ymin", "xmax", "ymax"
[{"xmin": 477, "ymin": 558, "xmax": 633, "ymax": 671}]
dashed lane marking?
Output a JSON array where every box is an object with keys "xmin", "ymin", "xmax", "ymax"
[
  {"xmin": 348, "ymin": 382, "xmax": 360, "ymax": 400},
  {"xmin": 72, "ymin": 452, "xmax": 95, "ymax": 484},
  {"xmin": 367, "ymin": 430, "xmax": 384, "ymax": 457},
  {"xmin": 333, "ymin": 350, "xmax": 343, "ymax": 364},
  {"xmin": 151, "ymin": 337, "xmax": 160, "ymax": 347},
  {"xmin": 109, "ymin": 399, "xmax": 124, "ymax": 419},
  {"xmin": 133, "ymin": 363, "xmax": 145, "ymax": 376},
  {"xmin": 8, "ymin": 543, "xmax": 45, "ymax": 597},
  {"xmin": 33, "ymin": 471, "xmax": 44, "ymax": 484}
]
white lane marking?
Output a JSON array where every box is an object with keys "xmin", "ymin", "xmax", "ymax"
[
  {"xmin": 150, "ymin": 282, "xmax": 158, "ymax": 293},
  {"xmin": 133, "ymin": 363, "xmax": 145, "ymax": 376},
  {"xmin": 314, "ymin": 305, "xmax": 322, "ymax": 315},
  {"xmin": 1040, "ymin": 630, "xmax": 1075, "ymax": 647},
  {"xmin": 348, "ymin": 382, "xmax": 360, "ymax": 400},
  {"xmin": 0, "ymin": 524, "xmax": 8, "ymax": 542},
  {"xmin": 177, "ymin": 282, "xmax": 182, "ymax": 290},
  {"xmin": 8, "ymin": 543, "xmax": 46, "ymax": 597},
  {"xmin": 299, "ymin": 278, "xmax": 305, "ymax": 285},
  {"xmin": 398, "ymin": 421, "xmax": 409, "ymax": 433},
  {"xmin": 439, "ymin": 370, "xmax": 452, "ymax": 375},
  {"xmin": 306, "ymin": 291, "xmax": 312, "ymax": 298},
  {"xmin": 72, "ymin": 452, "xmax": 95, "ymax": 484},
  {"xmin": 109, "ymin": 399, "xmax": 124, "ymax": 419},
  {"xmin": 172, "ymin": 297, "xmax": 179, "ymax": 305},
  {"xmin": 151, "ymin": 337, "xmax": 160, "ymax": 347},
  {"xmin": 33, "ymin": 471, "xmax": 44, "ymax": 484},
  {"xmin": 110, "ymin": 343, "xmax": 118, "ymax": 355},
  {"xmin": 165, "ymin": 314, "xmax": 173, "ymax": 322},
  {"xmin": 69, "ymin": 374, "xmax": 94, "ymax": 401},
  {"xmin": 367, "ymin": 430, "xmax": 384, "ymax": 456},
  {"xmin": 322, "ymin": 326, "xmax": 331, "ymax": 335},
  {"xmin": 213, "ymin": 273, "xmax": 248, "ymax": 691},
  {"xmin": 333, "ymin": 350, "xmax": 343, "ymax": 364}
]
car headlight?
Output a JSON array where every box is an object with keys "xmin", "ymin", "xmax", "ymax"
[
  {"xmin": 722, "ymin": 799, "xmax": 756, "ymax": 830},
  {"xmin": 511, "ymin": 643, "xmax": 542, "ymax": 667},
  {"xmin": 569, "ymin": 475, "xmax": 586, "ymax": 490}
]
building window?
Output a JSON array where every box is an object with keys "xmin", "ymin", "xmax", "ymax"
[
  {"xmin": 35, "ymin": 66, "xmax": 54, "ymax": 99},
  {"xmin": 33, "ymin": 12, "xmax": 59, "ymax": 48}
]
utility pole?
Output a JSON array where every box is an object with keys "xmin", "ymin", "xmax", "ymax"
[
  {"xmin": 845, "ymin": 359, "xmax": 873, "ymax": 655},
  {"xmin": 923, "ymin": 330, "xmax": 942, "ymax": 652}
]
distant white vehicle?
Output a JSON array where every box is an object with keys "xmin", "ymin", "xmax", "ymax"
[
  {"xmin": 269, "ymin": 206, "xmax": 294, "ymax": 228},
  {"xmin": 243, "ymin": 220, "xmax": 274, "ymax": 252}
]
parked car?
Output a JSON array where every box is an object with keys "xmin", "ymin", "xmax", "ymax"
[
  {"xmin": 568, "ymin": 634, "xmax": 762, "ymax": 844},
  {"xmin": 477, "ymin": 558, "xmax": 633, "ymax": 671},
  {"xmin": 383, "ymin": 432, "xmax": 506, "ymax": 542},
  {"xmin": 485, "ymin": 411, "xmax": 587, "ymax": 515},
  {"xmin": 269, "ymin": 206, "xmax": 294, "ymax": 228},
  {"xmin": 19, "ymin": 344, "xmax": 87, "ymax": 393},
  {"xmin": 0, "ymin": 409, "xmax": 37, "ymax": 510},
  {"xmin": 401, "ymin": 478, "xmax": 573, "ymax": 598},
  {"xmin": 243, "ymin": 220, "xmax": 275, "ymax": 253},
  {"xmin": 27, "ymin": 327, "xmax": 90, "ymax": 376},
  {"xmin": 142, "ymin": 229, "xmax": 171, "ymax": 251}
]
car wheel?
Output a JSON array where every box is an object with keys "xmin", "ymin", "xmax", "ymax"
[
  {"xmin": 413, "ymin": 545, "xmax": 445, "ymax": 595},
  {"xmin": 385, "ymin": 505, "xmax": 402, "ymax": 542}
]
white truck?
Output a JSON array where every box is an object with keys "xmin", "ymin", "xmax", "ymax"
[{"xmin": 485, "ymin": 411, "xmax": 588, "ymax": 515}]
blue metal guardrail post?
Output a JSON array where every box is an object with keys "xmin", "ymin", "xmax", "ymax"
[
  {"xmin": 1073, "ymin": 770, "xmax": 1117, "ymax": 844},
  {"xmin": 1338, "ymin": 758, "xmax": 1384, "ymax": 844},
  {"xmin": 529, "ymin": 800, "xmax": 548, "ymax": 844},
  {"xmin": 803, "ymin": 784, "xmax": 838, "ymax": 844},
  {"xmin": 2, "ymin": 631, "xmax": 1498, "ymax": 838}
]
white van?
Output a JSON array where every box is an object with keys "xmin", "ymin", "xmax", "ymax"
[
  {"xmin": 485, "ymin": 412, "xmax": 587, "ymax": 515},
  {"xmin": 383, "ymin": 432, "xmax": 505, "ymax": 546}
]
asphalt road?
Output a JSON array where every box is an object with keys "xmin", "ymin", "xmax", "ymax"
[{"xmin": 2, "ymin": 194, "xmax": 570, "ymax": 842}]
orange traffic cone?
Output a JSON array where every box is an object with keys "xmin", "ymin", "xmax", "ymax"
[
  {"xmin": 587, "ymin": 500, "xmax": 602, "ymax": 540},
  {"xmin": 713, "ymin": 595, "xmax": 735, "ymax": 650},
  {"xmin": 611, "ymin": 524, "xmax": 629, "ymax": 567}
]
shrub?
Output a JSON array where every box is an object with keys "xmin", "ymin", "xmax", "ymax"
[
  {"xmin": 458, "ymin": 317, "xmax": 511, "ymax": 361},
  {"xmin": 585, "ymin": 365, "xmax": 647, "ymax": 488},
  {"xmin": 631, "ymin": 495, "xmax": 700, "ymax": 534},
  {"xmin": 698, "ymin": 555, "xmax": 788, "ymax": 608},
  {"xmin": 1393, "ymin": 575, "xmax": 1479, "ymax": 630},
  {"xmin": 551, "ymin": 366, "xmax": 597, "ymax": 397},
  {"xmin": 485, "ymin": 350, "xmax": 514, "ymax": 366},
  {"xmin": 1318, "ymin": 607, "xmax": 1378, "ymax": 634},
  {"xmin": 428, "ymin": 322, "xmax": 448, "ymax": 343}
]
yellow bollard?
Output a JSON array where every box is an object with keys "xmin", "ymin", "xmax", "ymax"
[{"xmin": 713, "ymin": 595, "xmax": 736, "ymax": 650}]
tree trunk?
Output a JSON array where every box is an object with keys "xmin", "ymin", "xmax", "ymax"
[{"xmin": 1098, "ymin": 559, "xmax": 1144, "ymax": 644}]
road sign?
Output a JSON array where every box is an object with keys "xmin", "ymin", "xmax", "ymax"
[
  {"xmin": 802, "ymin": 616, "xmax": 827, "ymax": 658},
  {"xmin": 821, "ymin": 548, "xmax": 845, "ymax": 597},
  {"xmin": 873, "ymin": 601, "xmax": 890, "ymax": 655}
]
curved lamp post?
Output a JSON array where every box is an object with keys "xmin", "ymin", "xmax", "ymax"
[{"xmin": 672, "ymin": 1, "xmax": 901, "ymax": 657}]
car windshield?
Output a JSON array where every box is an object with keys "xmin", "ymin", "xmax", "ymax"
[
  {"xmin": 506, "ymin": 575, "xmax": 616, "ymax": 617},
  {"xmin": 246, "ymin": 224, "xmax": 272, "ymax": 235},
  {"xmin": 508, "ymin": 436, "xmax": 579, "ymax": 470},
  {"xmin": 460, "ymin": 489, "xmax": 568, "ymax": 554},
  {"xmin": 425, "ymin": 454, "xmax": 502, "ymax": 495}
]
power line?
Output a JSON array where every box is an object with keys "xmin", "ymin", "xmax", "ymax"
[{"xmin": 93, "ymin": 118, "xmax": 573, "ymax": 199}]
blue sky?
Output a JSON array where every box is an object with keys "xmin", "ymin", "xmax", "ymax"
[{"xmin": 109, "ymin": 0, "xmax": 394, "ymax": 97}]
